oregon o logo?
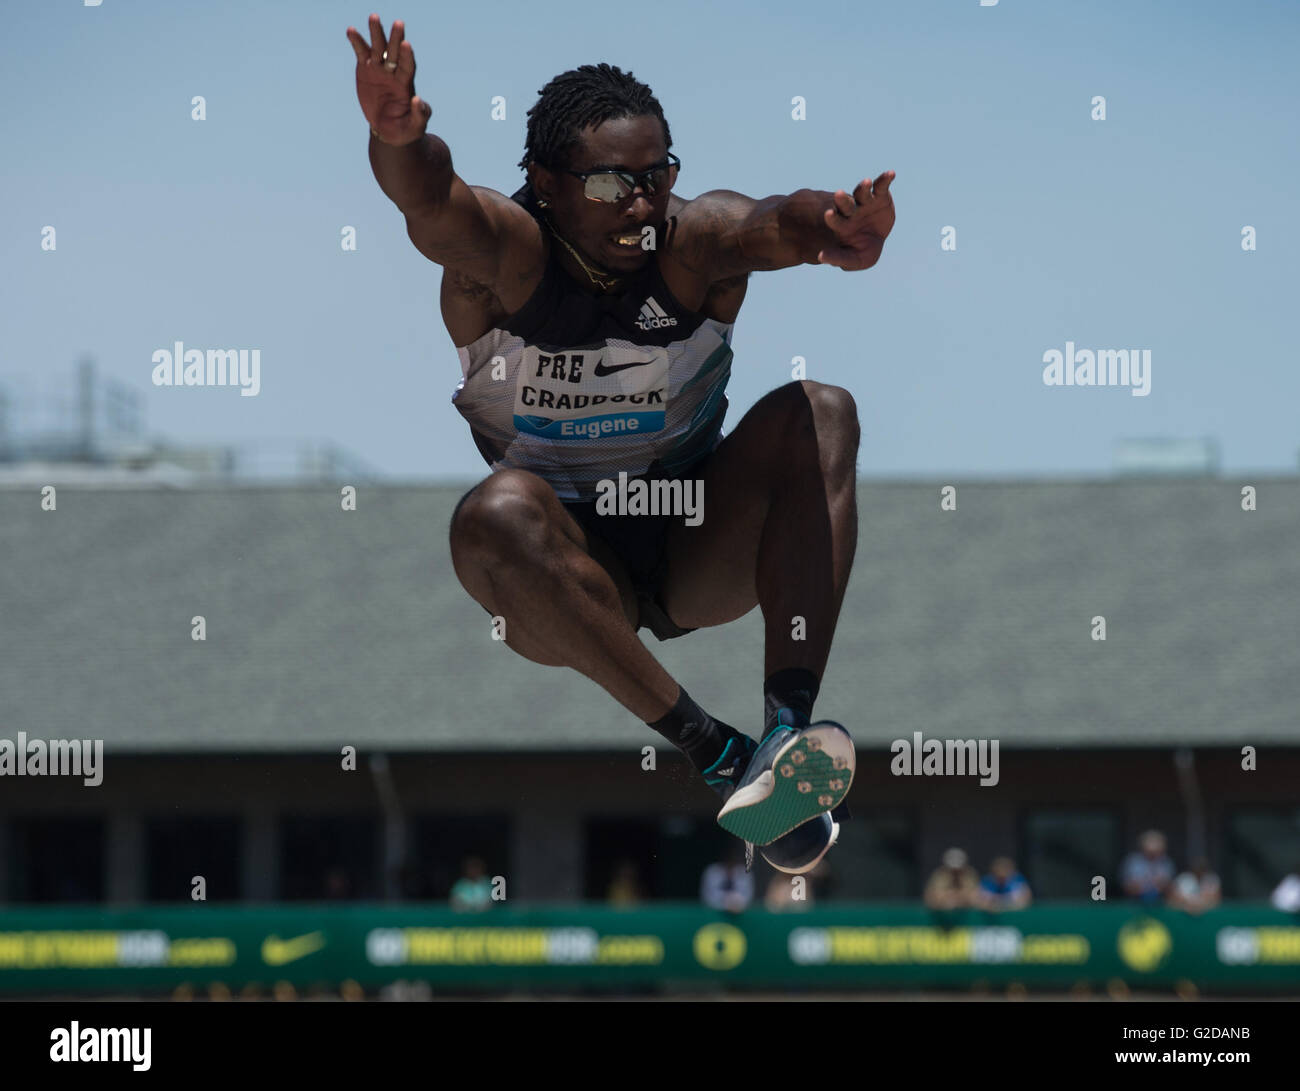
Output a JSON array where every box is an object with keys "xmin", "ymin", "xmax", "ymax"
[
  {"xmin": 693, "ymin": 923, "xmax": 747, "ymax": 970},
  {"xmin": 1117, "ymin": 917, "xmax": 1172, "ymax": 972}
]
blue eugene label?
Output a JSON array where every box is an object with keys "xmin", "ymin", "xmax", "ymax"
[{"xmin": 513, "ymin": 343, "xmax": 668, "ymax": 439}]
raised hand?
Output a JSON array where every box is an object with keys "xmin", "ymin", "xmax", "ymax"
[
  {"xmin": 817, "ymin": 170, "xmax": 896, "ymax": 271},
  {"xmin": 346, "ymin": 14, "xmax": 432, "ymax": 147}
]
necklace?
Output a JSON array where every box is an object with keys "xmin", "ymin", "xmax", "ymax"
[{"xmin": 544, "ymin": 217, "xmax": 624, "ymax": 292}]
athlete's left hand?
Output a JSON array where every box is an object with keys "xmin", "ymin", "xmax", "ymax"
[{"xmin": 817, "ymin": 170, "xmax": 896, "ymax": 270}]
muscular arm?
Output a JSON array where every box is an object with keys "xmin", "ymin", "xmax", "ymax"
[
  {"xmin": 350, "ymin": 16, "xmax": 538, "ymax": 290},
  {"xmin": 668, "ymin": 174, "xmax": 895, "ymax": 282},
  {"xmin": 369, "ymin": 130, "xmax": 453, "ymax": 217},
  {"xmin": 370, "ymin": 132, "xmax": 540, "ymax": 288}
]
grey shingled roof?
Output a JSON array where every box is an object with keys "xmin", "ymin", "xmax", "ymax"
[{"xmin": 1, "ymin": 478, "xmax": 1296, "ymax": 751}]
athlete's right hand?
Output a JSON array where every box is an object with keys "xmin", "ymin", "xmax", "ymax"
[{"xmin": 346, "ymin": 14, "xmax": 432, "ymax": 147}]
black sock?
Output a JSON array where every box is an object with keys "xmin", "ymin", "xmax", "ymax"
[
  {"xmin": 763, "ymin": 668, "xmax": 820, "ymax": 738},
  {"xmin": 647, "ymin": 686, "xmax": 747, "ymax": 775}
]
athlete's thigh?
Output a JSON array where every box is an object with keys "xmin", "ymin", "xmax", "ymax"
[
  {"xmin": 452, "ymin": 470, "xmax": 640, "ymax": 630},
  {"xmin": 658, "ymin": 431, "xmax": 771, "ymax": 629}
]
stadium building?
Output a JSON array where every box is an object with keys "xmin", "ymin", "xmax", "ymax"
[{"xmin": 3, "ymin": 477, "xmax": 1298, "ymax": 908}]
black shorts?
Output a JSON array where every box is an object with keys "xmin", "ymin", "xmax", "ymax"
[
  {"xmin": 562, "ymin": 479, "xmax": 697, "ymax": 642},
  {"xmin": 564, "ymin": 446, "xmax": 715, "ymax": 641},
  {"xmin": 452, "ymin": 458, "xmax": 706, "ymax": 643}
]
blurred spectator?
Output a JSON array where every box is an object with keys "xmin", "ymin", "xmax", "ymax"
[
  {"xmin": 606, "ymin": 860, "xmax": 644, "ymax": 907},
  {"xmin": 450, "ymin": 856, "xmax": 493, "ymax": 912},
  {"xmin": 1121, "ymin": 830, "xmax": 1175, "ymax": 904},
  {"xmin": 1167, "ymin": 858, "xmax": 1221, "ymax": 914},
  {"xmin": 976, "ymin": 856, "xmax": 1032, "ymax": 911},
  {"xmin": 700, "ymin": 845, "xmax": 753, "ymax": 914},
  {"xmin": 1271, "ymin": 864, "xmax": 1300, "ymax": 913},
  {"xmin": 924, "ymin": 848, "xmax": 980, "ymax": 910}
]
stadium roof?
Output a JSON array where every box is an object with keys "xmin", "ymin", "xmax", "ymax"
[{"xmin": 2, "ymin": 478, "xmax": 1297, "ymax": 751}]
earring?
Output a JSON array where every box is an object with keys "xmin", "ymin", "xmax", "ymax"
[{"xmin": 537, "ymin": 198, "xmax": 549, "ymax": 208}]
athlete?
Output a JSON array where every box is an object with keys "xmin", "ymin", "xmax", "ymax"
[{"xmin": 348, "ymin": 15, "xmax": 896, "ymax": 874}]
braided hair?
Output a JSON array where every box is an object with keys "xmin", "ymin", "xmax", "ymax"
[{"xmin": 511, "ymin": 63, "xmax": 672, "ymax": 213}]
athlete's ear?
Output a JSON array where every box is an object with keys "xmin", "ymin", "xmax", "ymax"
[{"xmin": 528, "ymin": 162, "xmax": 557, "ymax": 207}]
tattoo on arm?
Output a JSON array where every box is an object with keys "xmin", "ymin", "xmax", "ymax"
[{"xmin": 447, "ymin": 268, "xmax": 496, "ymax": 301}]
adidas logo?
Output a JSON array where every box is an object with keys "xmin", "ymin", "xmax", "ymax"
[
  {"xmin": 634, "ymin": 296, "xmax": 677, "ymax": 331},
  {"xmin": 715, "ymin": 765, "xmax": 736, "ymax": 777}
]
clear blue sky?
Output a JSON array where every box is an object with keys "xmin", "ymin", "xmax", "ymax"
[{"xmin": 2, "ymin": 0, "xmax": 1297, "ymax": 480}]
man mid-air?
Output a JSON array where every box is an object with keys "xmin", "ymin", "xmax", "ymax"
[{"xmin": 347, "ymin": 15, "xmax": 896, "ymax": 875}]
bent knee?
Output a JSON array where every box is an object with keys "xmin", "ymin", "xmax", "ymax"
[
  {"xmin": 449, "ymin": 470, "xmax": 555, "ymax": 558},
  {"xmin": 796, "ymin": 380, "xmax": 857, "ymax": 426},
  {"xmin": 771, "ymin": 381, "xmax": 860, "ymax": 445}
]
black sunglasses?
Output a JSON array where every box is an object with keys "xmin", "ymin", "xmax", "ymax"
[{"xmin": 562, "ymin": 152, "xmax": 681, "ymax": 203}]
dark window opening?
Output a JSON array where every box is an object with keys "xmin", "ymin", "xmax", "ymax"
[
  {"xmin": 8, "ymin": 817, "xmax": 105, "ymax": 903},
  {"xmin": 1021, "ymin": 809, "xmax": 1120, "ymax": 899},
  {"xmin": 279, "ymin": 815, "xmax": 379, "ymax": 901},
  {"xmin": 145, "ymin": 815, "xmax": 241, "ymax": 903},
  {"xmin": 405, "ymin": 814, "xmax": 511, "ymax": 901}
]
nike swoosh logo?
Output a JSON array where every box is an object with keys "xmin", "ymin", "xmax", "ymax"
[
  {"xmin": 593, "ymin": 359, "xmax": 655, "ymax": 376},
  {"xmin": 261, "ymin": 931, "xmax": 327, "ymax": 965}
]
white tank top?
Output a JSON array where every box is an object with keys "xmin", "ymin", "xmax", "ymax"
[{"xmin": 451, "ymin": 198, "xmax": 733, "ymax": 501}]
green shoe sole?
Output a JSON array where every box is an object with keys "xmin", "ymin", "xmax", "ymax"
[{"xmin": 716, "ymin": 723, "xmax": 855, "ymax": 846}]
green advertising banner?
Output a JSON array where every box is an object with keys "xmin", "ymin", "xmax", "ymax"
[{"xmin": 0, "ymin": 904, "xmax": 1297, "ymax": 993}]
